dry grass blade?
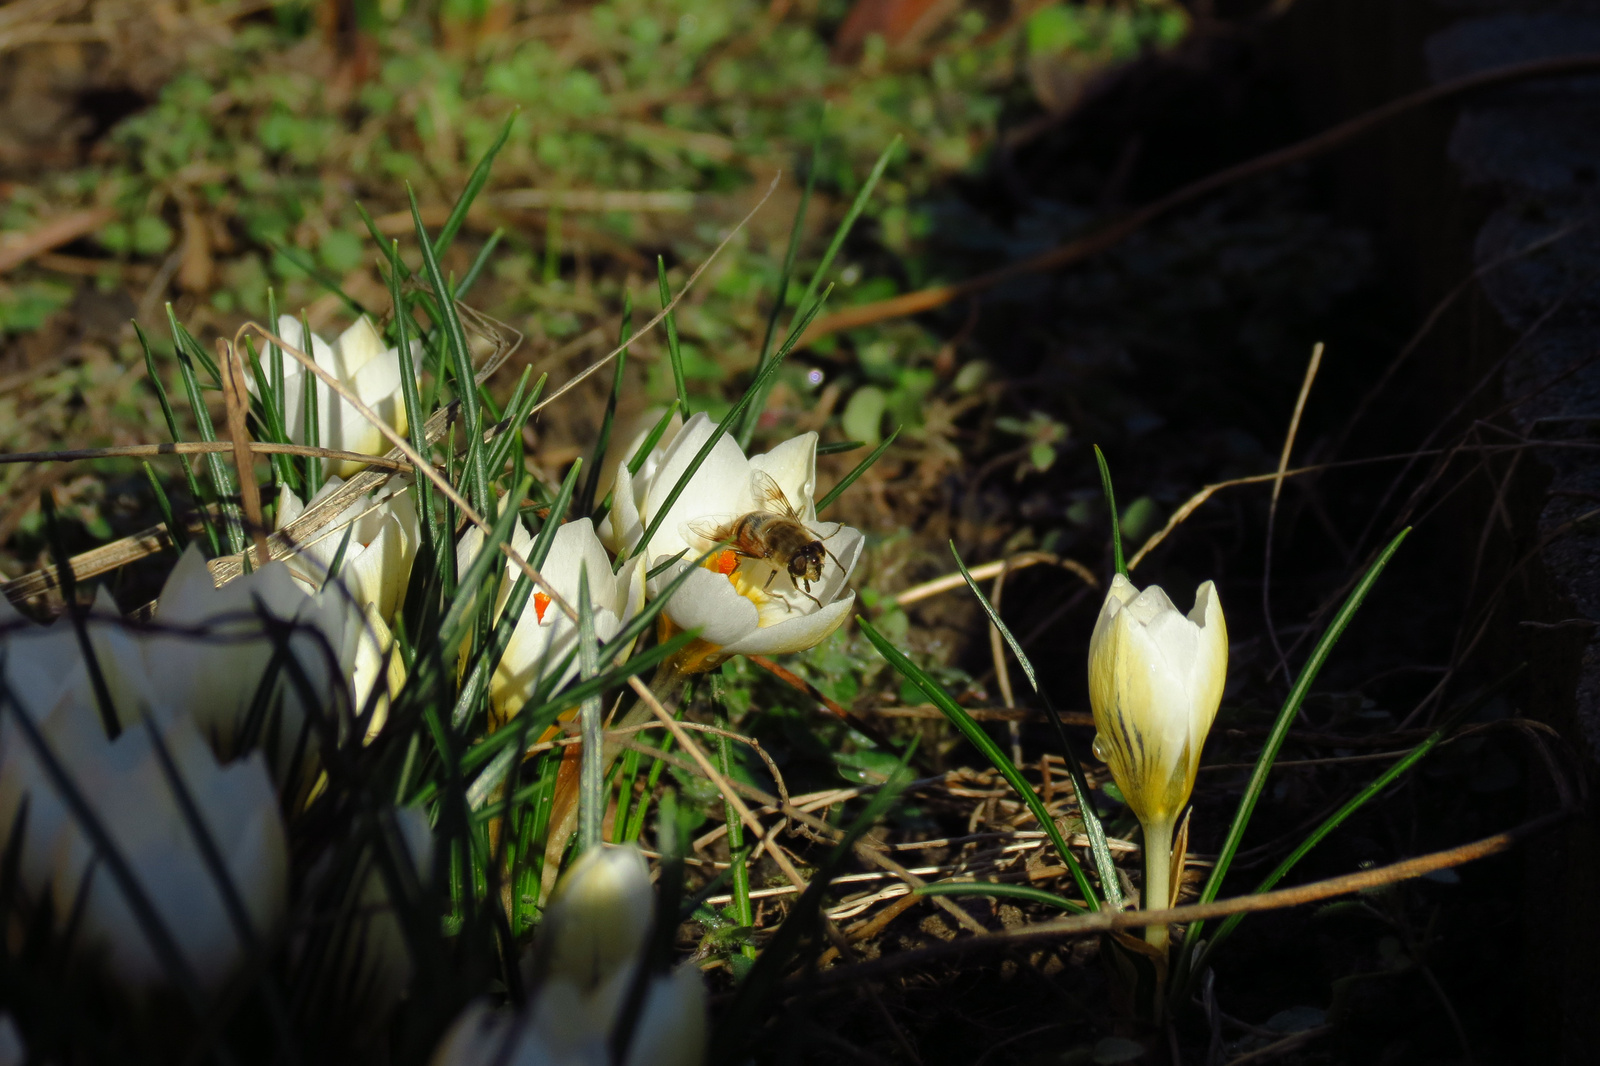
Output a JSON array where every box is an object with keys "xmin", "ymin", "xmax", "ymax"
[
  {"xmin": 1263, "ymin": 342, "xmax": 1324, "ymax": 679},
  {"xmin": 896, "ymin": 551, "xmax": 1098, "ymax": 607}
]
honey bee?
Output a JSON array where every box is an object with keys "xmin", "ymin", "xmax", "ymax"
[{"xmin": 690, "ymin": 471, "xmax": 843, "ymax": 608}]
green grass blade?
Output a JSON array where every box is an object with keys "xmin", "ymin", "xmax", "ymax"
[
  {"xmin": 579, "ymin": 294, "xmax": 630, "ymax": 517},
  {"xmin": 269, "ymin": 241, "xmax": 367, "ymax": 316},
  {"xmin": 1196, "ymin": 717, "xmax": 1451, "ymax": 972},
  {"xmin": 657, "ymin": 256, "xmax": 688, "ymax": 417},
  {"xmin": 299, "ymin": 310, "xmax": 323, "ymax": 497},
  {"xmin": 816, "ymin": 439, "xmax": 865, "ymax": 456},
  {"xmin": 1189, "ymin": 529, "xmax": 1411, "ymax": 933},
  {"xmin": 858, "ymin": 616, "xmax": 1094, "ymax": 911},
  {"xmin": 384, "ymin": 238, "xmax": 438, "ymax": 557},
  {"xmin": 485, "ymin": 369, "xmax": 544, "ymax": 482},
  {"xmin": 815, "ymin": 425, "xmax": 899, "ymax": 516},
  {"xmin": 735, "ymin": 118, "xmax": 822, "ymax": 449},
  {"xmin": 435, "ymin": 475, "xmax": 529, "ymax": 661},
  {"xmin": 949, "ymin": 543, "xmax": 1122, "ymax": 909},
  {"xmin": 136, "ymin": 323, "xmax": 219, "ymax": 556},
  {"xmin": 790, "ymin": 135, "xmax": 900, "ymax": 329},
  {"xmin": 141, "ymin": 461, "xmax": 187, "ymax": 554},
  {"xmin": 167, "ymin": 306, "xmax": 246, "ymax": 555},
  {"xmin": 1093, "ymin": 444, "xmax": 1125, "ymax": 578},
  {"xmin": 915, "ymin": 881, "xmax": 1083, "ymax": 911},
  {"xmin": 576, "ymin": 570, "xmax": 603, "ymax": 853},
  {"xmin": 457, "ymin": 227, "xmax": 503, "ymax": 299},
  {"xmin": 717, "ymin": 715, "xmax": 756, "ymax": 959},
  {"xmin": 433, "ymin": 111, "xmax": 516, "ymax": 259},
  {"xmin": 409, "ymin": 185, "xmax": 490, "ymax": 517}
]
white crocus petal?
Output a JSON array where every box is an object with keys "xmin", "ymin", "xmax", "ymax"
[
  {"xmin": 48, "ymin": 709, "xmax": 288, "ymax": 990},
  {"xmin": 538, "ymin": 844, "xmax": 654, "ymax": 991},
  {"xmin": 637, "ymin": 413, "xmax": 753, "ymax": 562},
  {"xmin": 747, "ymin": 431, "xmax": 818, "ymax": 523},
  {"xmin": 0, "ymin": 588, "xmax": 157, "ymax": 732},
  {"xmin": 468, "ymin": 519, "xmax": 644, "ymax": 722},
  {"xmin": 0, "ymin": 678, "xmax": 118, "ymax": 896},
  {"xmin": 147, "ymin": 545, "xmax": 352, "ymax": 765},
  {"xmin": 1087, "ymin": 575, "xmax": 1228, "ymax": 828},
  {"xmin": 623, "ymin": 963, "xmax": 709, "ymax": 1066},
  {"xmin": 350, "ymin": 604, "xmax": 404, "ymax": 741},
  {"xmin": 275, "ymin": 478, "xmax": 419, "ymax": 624},
  {"xmin": 430, "ymin": 1001, "xmax": 585, "ymax": 1066},
  {"xmin": 596, "ymin": 408, "xmax": 682, "ymax": 512},
  {"xmin": 262, "ymin": 315, "xmax": 415, "ymax": 478}
]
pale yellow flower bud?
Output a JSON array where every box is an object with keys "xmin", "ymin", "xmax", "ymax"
[{"xmin": 1088, "ymin": 574, "xmax": 1226, "ymax": 945}]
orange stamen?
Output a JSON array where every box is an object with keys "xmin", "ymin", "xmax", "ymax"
[
  {"xmin": 716, "ymin": 550, "xmax": 739, "ymax": 575},
  {"xmin": 534, "ymin": 592, "xmax": 551, "ymax": 623}
]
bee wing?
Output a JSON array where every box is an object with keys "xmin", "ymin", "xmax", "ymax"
[
  {"xmin": 686, "ymin": 515, "xmax": 738, "ymax": 546},
  {"xmin": 749, "ymin": 469, "xmax": 801, "ymax": 518}
]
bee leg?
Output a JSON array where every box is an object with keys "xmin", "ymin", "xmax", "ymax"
[
  {"xmin": 764, "ymin": 568, "xmax": 779, "ymax": 591},
  {"xmin": 794, "ymin": 573, "xmax": 822, "ymax": 610},
  {"xmin": 821, "ymin": 543, "xmax": 847, "ymax": 572}
]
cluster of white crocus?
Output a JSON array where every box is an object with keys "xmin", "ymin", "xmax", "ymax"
[
  {"xmin": 431, "ymin": 845, "xmax": 706, "ymax": 1066},
  {"xmin": 0, "ymin": 596, "xmax": 288, "ymax": 991},
  {"xmin": 457, "ymin": 515, "xmax": 645, "ymax": 724},
  {"xmin": 1087, "ymin": 574, "xmax": 1228, "ymax": 948},
  {"xmin": 601, "ymin": 413, "xmax": 863, "ymax": 672},
  {"xmin": 276, "ymin": 476, "xmax": 420, "ymax": 624},
  {"xmin": 258, "ymin": 315, "xmax": 417, "ymax": 478}
]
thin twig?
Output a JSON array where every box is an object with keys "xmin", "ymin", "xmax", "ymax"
[{"xmin": 1263, "ymin": 342, "xmax": 1323, "ymax": 682}]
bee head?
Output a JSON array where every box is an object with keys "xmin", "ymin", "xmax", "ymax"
[{"xmin": 788, "ymin": 542, "xmax": 825, "ymax": 583}]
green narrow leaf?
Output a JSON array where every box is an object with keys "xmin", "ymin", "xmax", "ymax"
[
  {"xmin": 166, "ymin": 305, "xmax": 246, "ymax": 555},
  {"xmin": 815, "ymin": 425, "xmax": 899, "ymax": 515},
  {"xmin": 1093, "ymin": 444, "xmax": 1125, "ymax": 578},
  {"xmin": 435, "ymin": 476, "xmax": 530, "ymax": 661},
  {"xmin": 717, "ymin": 714, "xmax": 756, "ymax": 959},
  {"xmin": 458, "ymin": 228, "xmax": 504, "ymax": 300},
  {"xmin": 949, "ymin": 543, "xmax": 1122, "ymax": 909},
  {"xmin": 790, "ymin": 135, "xmax": 899, "ymax": 330},
  {"xmin": 657, "ymin": 256, "xmax": 688, "ymax": 417},
  {"xmin": 434, "ymin": 111, "xmax": 517, "ymax": 259},
  {"xmin": 409, "ymin": 184, "xmax": 490, "ymax": 518},
  {"xmin": 735, "ymin": 115, "xmax": 824, "ymax": 449},
  {"xmin": 1185, "ymin": 529, "xmax": 1411, "ymax": 947},
  {"xmin": 384, "ymin": 237, "xmax": 437, "ymax": 557},
  {"xmin": 269, "ymin": 241, "xmax": 367, "ymax": 316},
  {"xmin": 858, "ymin": 616, "xmax": 1094, "ymax": 911},
  {"xmin": 816, "ymin": 439, "xmax": 865, "ymax": 456},
  {"xmin": 915, "ymin": 881, "xmax": 1083, "ymax": 911},
  {"xmin": 579, "ymin": 294, "xmax": 631, "ymax": 517},
  {"xmin": 299, "ymin": 310, "xmax": 323, "ymax": 498},
  {"xmin": 576, "ymin": 569, "xmax": 603, "ymax": 853},
  {"xmin": 140, "ymin": 462, "xmax": 187, "ymax": 553},
  {"xmin": 137, "ymin": 324, "xmax": 220, "ymax": 557}
]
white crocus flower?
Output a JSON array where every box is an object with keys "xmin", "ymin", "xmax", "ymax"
[
  {"xmin": 143, "ymin": 545, "xmax": 354, "ymax": 769},
  {"xmin": 456, "ymin": 517, "xmax": 644, "ymax": 724},
  {"xmin": 46, "ymin": 708, "xmax": 289, "ymax": 990},
  {"xmin": 260, "ymin": 315, "xmax": 415, "ymax": 478},
  {"xmin": 1088, "ymin": 574, "xmax": 1227, "ymax": 948},
  {"xmin": 601, "ymin": 412, "xmax": 863, "ymax": 672},
  {"xmin": 275, "ymin": 476, "xmax": 420, "ymax": 624},
  {"xmin": 0, "ymin": 588, "xmax": 158, "ymax": 736},
  {"xmin": 433, "ymin": 845, "xmax": 706, "ymax": 1066}
]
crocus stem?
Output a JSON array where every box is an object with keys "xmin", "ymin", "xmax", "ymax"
[{"xmin": 1142, "ymin": 816, "xmax": 1174, "ymax": 951}]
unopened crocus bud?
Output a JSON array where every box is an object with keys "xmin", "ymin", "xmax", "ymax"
[
  {"xmin": 1088, "ymin": 574, "xmax": 1227, "ymax": 947},
  {"xmin": 538, "ymin": 844, "xmax": 654, "ymax": 992}
]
